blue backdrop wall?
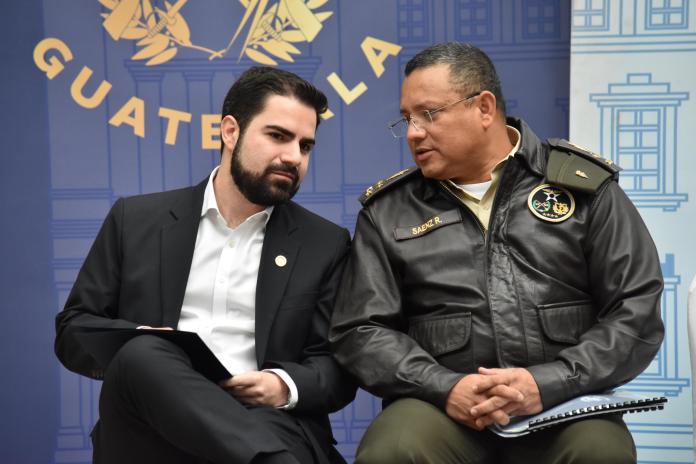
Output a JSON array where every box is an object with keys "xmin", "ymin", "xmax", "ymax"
[
  {"xmin": 2, "ymin": 1, "xmax": 691, "ymax": 463},
  {"xmin": 569, "ymin": 2, "xmax": 696, "ymax": 462}
]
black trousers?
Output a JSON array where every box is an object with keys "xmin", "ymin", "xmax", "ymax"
[{"xmin": 95, "ymin": 335, "xmax": 317, "ymax": 464}]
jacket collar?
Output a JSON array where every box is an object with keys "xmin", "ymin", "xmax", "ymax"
[
  {"xmin": 255, "ymin": 202, "xmax": 300, "ymax": 363},
  {"xmin": 507, "ymin": 117, "xmax": 546, "ymax": 177},
  {"xmin": 160, "ymin": 179, "xmax": 208, "ymax": 328}
]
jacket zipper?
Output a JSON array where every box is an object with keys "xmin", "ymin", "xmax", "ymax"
[
  {"xmin": 437, "ymin": 160, "xmax": 515, "ymax": 369},
  {"xmin": 484, "ymin": 160, "xmax": 518, "ymax": 368}
]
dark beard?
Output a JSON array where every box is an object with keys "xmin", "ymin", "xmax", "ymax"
[{"xmin": 230, "ymin": 142, "xmax": 301, "ymax": 206}]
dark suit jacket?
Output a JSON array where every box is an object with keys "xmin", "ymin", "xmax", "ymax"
[{"xmin": 55, "ymin": 179, "xmax": 356, "ymax": 461}]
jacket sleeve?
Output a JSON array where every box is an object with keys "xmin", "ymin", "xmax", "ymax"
[
  {"xmin": 330, "ymin": 208, "xmax": 464, "ymax": 409},
  {"xmin": 528, "ymin": 181, "xmax": 665, "ymax": 408},
  {"xmin": 264, "ymin": 228, "xmax": 357, "ymax": 414},
  {"xmin": 55, "ymin": 198, "xmax": 139, "ymax": 379}
]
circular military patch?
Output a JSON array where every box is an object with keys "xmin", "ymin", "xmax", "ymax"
[{"xmin": 527, "ymin": 184, "xmax": 575, "ymax": 223}]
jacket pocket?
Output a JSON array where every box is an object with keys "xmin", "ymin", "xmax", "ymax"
[
  {"xmin": 537, "ymin": 300, "xmax": 596, "ymax": 360},
  {"xmin": 407, "ymin": 313, "xmax": 472, "ymax": 357}
]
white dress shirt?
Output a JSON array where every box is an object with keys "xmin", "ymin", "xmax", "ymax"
[{"xmin": 177, "ymin": 167, "xmax": 298, "ymax": 408}]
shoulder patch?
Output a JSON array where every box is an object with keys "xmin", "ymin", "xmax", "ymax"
[
  {"xmin": 546, "ymin": 138, "xmax": 621, "ymax": 194},
  {"xmin": 359, "ymin": 167, "xmax": 419, "ymax": 205}
]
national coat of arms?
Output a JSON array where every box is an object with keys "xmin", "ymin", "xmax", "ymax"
[{"xmin": 98, "ymin": 0, "xmax": 333, "ymax": 66}]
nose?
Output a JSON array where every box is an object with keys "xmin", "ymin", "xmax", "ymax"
[
  {"xmin": 279, "ymin": 143, "xmax": 302, "ymax": 166},
  {"xmin": 406, "ymin": 119, "xmax": 425, "ymax": 144}
]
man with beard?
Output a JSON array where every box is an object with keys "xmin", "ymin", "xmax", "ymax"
[{"xmin": 55, "ymin": 67, "xmax": 355, "ymax": 464}]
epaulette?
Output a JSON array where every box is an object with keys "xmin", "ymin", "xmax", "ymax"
[
  {"xmin": 359, "ymin": 167, "xmax": 419, "ymax": 205},
  {"xmin": 545, "ymin": 138, "xmax": 622, "ymax": 194}
]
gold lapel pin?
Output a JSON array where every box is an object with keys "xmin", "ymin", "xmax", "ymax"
[
  {"xmin": 575, "ymin": 170, "xmax": 589, "ymax": 179},
  {"xmin": 275, "ymin": 255, "xmax": 287, "ymax": 267}
]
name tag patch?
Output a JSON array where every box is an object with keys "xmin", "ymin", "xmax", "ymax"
[{"xmin": 394, "ymin": 209, "xmax": 462, "ymax": 240}]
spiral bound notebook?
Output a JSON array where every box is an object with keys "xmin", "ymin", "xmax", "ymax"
[{"xmin": 489, "ymin": 391, "xmax": 667, "ymax": 438}]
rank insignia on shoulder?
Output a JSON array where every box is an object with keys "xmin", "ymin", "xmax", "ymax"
[
  {"xmin": 527, "ymin": 184, "xmax": 575, "ymax": 223},
  {"xmin": 546, "ymin": 138, "xmax": 621, "ymax": 194},
  {"xmin": 359, "ymin": 167, "xmax": 418, "ymax": 205}
]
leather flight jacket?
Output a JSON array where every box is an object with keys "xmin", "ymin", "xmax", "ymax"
[{"xmin": 330, "ymin": 118, "xmax": 664, "ymax": 410}]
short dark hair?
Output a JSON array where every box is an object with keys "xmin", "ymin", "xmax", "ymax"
[
  {"xmin": 220, "ymin": 66, "xmax": 328, "ymax": 153},
  {"xmin": 404, "ymin": 43, "xmax": 506, "ymax": 115}
]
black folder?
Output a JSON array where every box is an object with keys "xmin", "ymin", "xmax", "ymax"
[
  {"xmin": 74, "ymin": 327, "xmax": 232, "ymax": 383},
  {"xmin": 489, "ymin": 390, "xmax": 667, "ymax": 437}
]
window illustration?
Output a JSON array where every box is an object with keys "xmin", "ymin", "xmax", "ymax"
[
  {"xmin": 589, "ymin": 73, "xmax": 688, "ymax": 211},
  {"xmin": 455, "ymin": 0, "xmax": 492, "ymax": 41},
  {"xmin": 616, "ymin": 108, "xmax": 661, "ymax": 192},
  {"xmin": 571, "ymin": 0, "xmax": 695, "ymax": 39},
  {"xmin": 647, "ymin": 0, "xmax": 689, "ymax": 30},
  {"xmin": 523, "ymin": 0, "xmax": 561, "ymax": 39},
  {"xmin": 572, "ymin": 0, "xmax": 610, "ymax": 31},
  {"xmin": 398, "ymin": 0, "xmax": 430, "ymax": 43}
]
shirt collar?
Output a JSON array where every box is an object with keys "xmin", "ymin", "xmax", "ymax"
[
  {"xmin": 447, "ymin": 124, "xmax": 522, "ymax": 187},
  {"xmin": 485, "ymin": 124, "xmax": 522, "ymax": 173},
  {"xmin": 505, "ymin": 125, "xmax": 521, "ymax": 157},
  {"xmin": 202, "ymin": 166, "xmax": 273, "ymax": 227}
]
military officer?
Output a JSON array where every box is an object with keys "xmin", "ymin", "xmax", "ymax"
[{"xmin": 330, "ymin": 43, "xmax": 663, "ymax": 464}]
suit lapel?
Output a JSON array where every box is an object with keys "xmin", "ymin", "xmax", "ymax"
[
  {"xmin": 160, "ymin": 180, "xmax": 206, "ymax": 328},
  {"xmin": 255, "ymin": 203, "xmax": 300, "ymax": 363}
]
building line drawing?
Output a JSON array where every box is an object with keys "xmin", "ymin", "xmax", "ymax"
[{"xmin": 589, "ymin": 73, "xmax": 688, "ymax": 211}]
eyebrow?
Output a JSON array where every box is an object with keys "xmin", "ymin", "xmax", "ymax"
[
  {"xmin": 399, "ymin": 102, "xmax": 440, "ymax": 115},
  {"xmin": 266, "ymin": 125, "xmax": 315, "ymax": 146}
]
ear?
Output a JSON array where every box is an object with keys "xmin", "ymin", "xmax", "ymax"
[
  {"xmin": 220, "ymin": 115, "xmax": 240, "ymax": 154},
  {"xmin": 477, "ymin": 91, "xmax": 498, "ymax": 128}
]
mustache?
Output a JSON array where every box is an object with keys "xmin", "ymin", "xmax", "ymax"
[{"xmin": 265, "ymin": 163, "xmax": 299, "ymax": 181}]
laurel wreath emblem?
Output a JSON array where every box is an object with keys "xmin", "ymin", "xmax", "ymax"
[{"xmin": 99, "ymin": 0, "xmax": 333, "ymax": 66}]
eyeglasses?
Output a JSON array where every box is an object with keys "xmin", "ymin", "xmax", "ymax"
[{"xmin": 388, "ymin": 91, "xmax": 482, "ymax": 138}]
